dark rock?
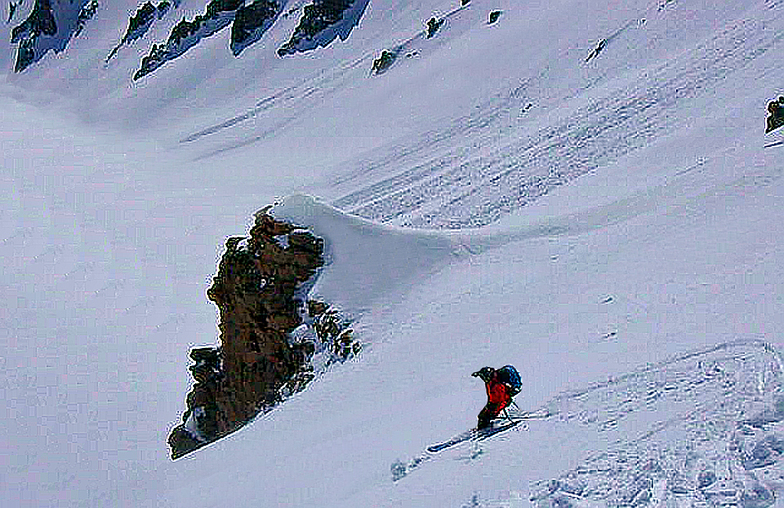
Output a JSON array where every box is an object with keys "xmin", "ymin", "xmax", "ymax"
[
  {"xmin": 134, "ymin": 0, "xmax": 242, "ymax": 79},
  {"xmin": 585, "ymin": 38, "xmax": 607, "ymax": 63},
  {"xmin": 11, "ymin": 0, "xmax": 56, "ymax": 43},
  {"xmin": 157, "ymin": 0, "xmax": 172, "ymax": 15},
  {"xmin": 488, "ymin": 10, "xmax": 501, "ymax": 24},
  {"xmin": 205, "ymin": 0, "xmax": 243, "ymax": 19},
  {"xmin": 307, "ymin": 300, "xmax": 329, "ymax": 317},
  {"xmin": 10, "ymin": 0, "xmax": 57, "ymax": 72},
  {"xmin": 766, "ymin": 97, "xmax": 784, "ymax": 134},
  {"xmin": 74, "ymin": 0, "xmax": 99, "ymax": 37},
  {"xmin": 130, "ymin": 3, "xmax": 157, "ymax": 37},
  {"xmin": 168, "ymin": 426, "xmax": 204, "ymax": 459},
  {"xmin": 8, "ymin": 1, "xmax": 19, "ymax": 23},
  {"xmin": 230, "ymin": 0, "xmax": 280, "ymax": 56},
  {"xmin": 371, "ymin": 49, "xmax": 397, "ymax": 75},
  {"xmin": 426, "ymin": 17, "xmax": 443, "ymax": 38},
  {"xmin": 277, "ymin": 0, "xmax": 369, "ymax": 56},
  {"xmin": 168, "ymin": 207, "xmax": 360, "ymax": 459},
  {"xmin": 168, "ymin": 209, "xmax": 327, "ymax": 458},
  {"xmin": 107, "ymin": 1, "xmax": 178, "ymax": 63},
  {"xmin": 190, "ymin": 346, "xmax": 220, "ymax": 364}
]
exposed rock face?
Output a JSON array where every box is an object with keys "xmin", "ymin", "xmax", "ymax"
[
  {"xmin": 488, "ymin": 10, "xmax": 502, "ymax": 25},
  {"xmin": 168, "ymin": 208, "xmax": 359, "ymax": 459},
  {"xmin": 277, "ymin": 0, "xmax": 369, "ymax": 56},
  {"xmin": 8, "ymin": 0, "xmax": 370, "ymax": 78},
  {"xmin": 106, "ymin": 0, "xmax": 178, "ymax": 63},
  {"xmin": 230, "ymin": 0, "xmax": 281, "ymax": 56},
  {"xmin": 10, "ymin": 0, "xmax": 57, "ymax": 72},
  {"xmin": 11, "ymin": 0, "xmax": 56, "ymax": 43},
  {"xmin": 371, "ymin": 49, "xmax": 398, "ymax": 75},
  {"xmin": 73, "ymin": 0, "xmax": 99, "ymax": 38},
  {"xmin": 10, "ymin": 0, "xmax": 97, "ymax": 72},
  {"xmin": 766, "ymin": 96, "xmax": 784, "ymax": 134},
  {"xmin": 134, "ymin": 0, "xmax": 243, "ymax": 80},
  {"xmin": 8, "ymin": 0, "xmax": 24, "ymax": 24},
  {"xmin": 425, "ymin": 17, "xmax": 443, "ymax": 39}
]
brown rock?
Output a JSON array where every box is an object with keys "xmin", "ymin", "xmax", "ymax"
[{"xmin": 168, "ymin": 207, "xmax": 327, "ymax": 459}]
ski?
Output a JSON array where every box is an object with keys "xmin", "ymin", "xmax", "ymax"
[
  {"xmin": 426, "ymin": 421, "xmax": 521, "ymax": 453},
  {"xmin": 426, "ymin": 429, "xmax": 475, "ymax": 453},
  {"xmin": 393, "ymin": 408, "xmax": 553, "ymax": 481},
  {"xmin": 426, "ymin": 408, "xmax": 551, "ymax": 453}
]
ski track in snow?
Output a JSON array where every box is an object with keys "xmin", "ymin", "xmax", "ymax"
[
  {"xmin": 531, "ymin": 340, "xmax": 784, "ymax": 508},
  {"xmin": 178, "ymin": 3, "xmax": 474, "ymax": 157},
  {"xmin": 181, "ymin": 53, "xmax": 373, "ymax": 161},
  {"xmin": 332, "ymin": 7, "xmax": 784, "ymax": 229},
  {"xmin": 396, "ymin": 340, "xmax": 784, "ymax": 508}
]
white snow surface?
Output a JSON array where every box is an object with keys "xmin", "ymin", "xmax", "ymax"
[{"xmin": 2, "ymin": 0, "xmax": 784, "ymax": 506}]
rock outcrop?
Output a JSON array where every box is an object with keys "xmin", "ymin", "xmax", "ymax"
[
  {"xmin": 766, "ymin": 96, "xmax": 784, "ymax": 134},
  {"xmin": 371, "ymin": 49, "xmax": 398, "ymax": 75},
  {"xmin": 11, "ymin": 0, "xmax": 57, "ymax": 72},
  {"xmin": 168, "ymin": 208, "xmax": 359, "ymax": 459},
  {"xmin": 10, "ymin": 0, "xmax": 95, "ymax": 72},
  {"xmin": 73, "ymin": 0, "xmax": 99, "ymax": 37},
  {"xmin": 425, "ymin": 17, "xmax": 444, "ymax": 39},
  {"xmin": 7, "ymin": 1, "xmax": 21, "ymax": 24},
  {"xmin": 106, "ymin": 0, "xmax": 178, "ymax": 63},
  {"xmin": 277, "ymin": 0, "xmax": 369, "ymax": 56},
  {"xmin": 134, "ymin": 0, "xmax": 243, "ymax": 80},
  {"xmin": 8, "ymin": 0, "xmax": 371, "ymax": 78},
  {"xmin": 230, "ymin": 0, "xmax": 281, "ymax": 56}
]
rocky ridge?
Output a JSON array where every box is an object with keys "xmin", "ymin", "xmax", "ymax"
[
  {"xmin": 10, "ymin": 0, "xmax": 59, "ymax": 72},
  {"xmin": 230, "ymin": 0, "xmax": 280, "ymax": 56},
  {"xmin": 106, "ymin": 0, "xmax": 179, "ymax": 63},
  {"xmin": 9, "ymin": 0, "xmax": 370, "ymax": 78},
  {"xmin": 9, "ymin": 0, "xmax": 99, "ymax": 72},
  {"xmin": 134, "ymin": 0, "xmax": 243, "ymax": 80},
  {"xmin": 277, "ymin": 0, "xmax": 370, "ymax": 56},
  {"xmin": 167, "ymin": 207, "xmax": 359, "ymax": 459}
]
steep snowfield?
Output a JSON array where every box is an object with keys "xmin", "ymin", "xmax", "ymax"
[{"xmin": 2, "ymin": 0, "xmax": 784, "ymax": 506}]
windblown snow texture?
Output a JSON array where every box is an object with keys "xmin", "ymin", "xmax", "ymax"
[
  {"xmin": 394, "ymin": 340, "xmax": 784, "ymax": 500},
  {"xmin": 331, "ymin": 11, "xmax": 784, "ymax": 228},
  {"xmin": 531, "ymin": 340, "xmax": 784, "ymax": 508}
]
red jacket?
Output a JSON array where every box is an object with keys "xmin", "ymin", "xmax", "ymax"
[
  {"xmin": 485, "ymin": 376, "xmax": 512, "ymax": 414},
  {"xmin": 478, "ymin": 373, "xmax": 512, "ymax": 427}
]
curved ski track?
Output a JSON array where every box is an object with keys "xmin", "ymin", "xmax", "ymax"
[
  {"xmin": 531, "ymin": 340, "xmax": 784, "ymax": 508},
  {"xmin": 396, "ymin": 340, "xmax": 784, "ymax": 508}
]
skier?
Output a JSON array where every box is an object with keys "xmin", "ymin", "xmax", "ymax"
[
  {"xmin": 766, "ymin": 96, "xmax": 784, "ymax": 134},
  {"xmin": 471, "ymin": 365, "xmax": 522, "ymax": 429}
]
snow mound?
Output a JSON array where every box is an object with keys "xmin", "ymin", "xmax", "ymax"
[{"xmin": 271, "ymin": 193, "xmax": 458, "ymax": 313}]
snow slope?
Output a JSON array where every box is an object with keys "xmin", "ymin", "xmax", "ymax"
[{"xmin": 2, "ymin": 0, "xmax": 784, "ymax": 506}]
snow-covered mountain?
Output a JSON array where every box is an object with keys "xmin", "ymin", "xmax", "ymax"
[{"xmin": 2, "ymin": 0, "xmax": 784, "ymax": 506}]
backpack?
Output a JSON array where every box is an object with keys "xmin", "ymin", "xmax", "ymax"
[{"xmin": 497, "ymin": 365, "xmax": 522, "ymax": 396}]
